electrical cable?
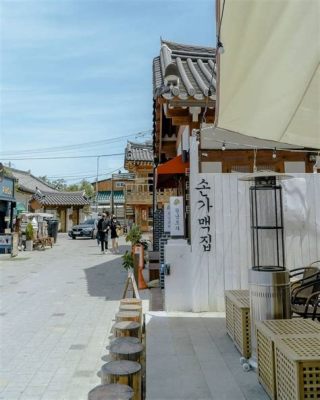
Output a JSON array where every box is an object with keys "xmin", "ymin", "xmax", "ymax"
[
  {"xmin": 0, "ymin": 130, "xmax": 151, "ymax": 156},
  {"xmin": 1, "ymin": 152, "xmax": 124, "ymax": 161}
]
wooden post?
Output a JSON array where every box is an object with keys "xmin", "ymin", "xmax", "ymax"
[
  {"xmin": 109, "ymin": 338, "xmax": 144, "ymax": 362},
  {"xmin": 120, "ymin": 298, "xmax": 142, "ymax": 306},
  {"xmin": 101, "ymin": 360, "xmax": 141, "ymax": 400},
  {"xmin": 113, "ymin": 321, "xmax": 141, "ymax": 339},
  {"xmin": 119, "ymin": 304, "xmax": 142, "ymax": 318},
  {"xmin": 88, "ymin": 383, "xmax": 134, "ymax": 400},
  {"xmin": 110, "ymin": 336, "xmax": 141, "ymax": 346},
  {"xmin": 115, "ymin": 311, "xmax": 140, "ymax": 323}
]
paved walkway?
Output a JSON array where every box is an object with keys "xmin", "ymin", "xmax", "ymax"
[
  {"xmin": 0, "ymin": 234, "xmax": 145, "ymax": 400},
  {"xmin": 146, "ymin": 312, "xmax": 269, "ymax": 400}
]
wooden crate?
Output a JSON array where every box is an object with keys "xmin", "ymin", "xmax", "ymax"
[
  {"xmin": 225, "ymin": 294, "xmax": 235, "ymax": 340},
  {"xmin": 224, "ymin": 290, "xmax": 250, "ymax": 358},
  {"xmin": 256, "ymin": 320, "xmax": 320, "ymax": 400},
  {"xmin": 275, "ymin": 335, "xmax": 320, "ymax": 400}
]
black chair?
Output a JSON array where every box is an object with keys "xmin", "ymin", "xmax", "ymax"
[
  {"xmin": 290, "ymin": 261, "xmax": 320, "ymax": 305},
  {"xmin": 291, "ymin": 290, "xmax": 320, "ymax": 321}
]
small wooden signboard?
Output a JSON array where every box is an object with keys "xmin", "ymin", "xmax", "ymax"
[{"xmin": 122, "ymin": 272, "xmax": 140, "ymax": 300}]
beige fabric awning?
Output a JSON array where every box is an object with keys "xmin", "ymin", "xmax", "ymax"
[{"xmin": 216, "ymin": 0, "xmax": 320, "ymax": 149}]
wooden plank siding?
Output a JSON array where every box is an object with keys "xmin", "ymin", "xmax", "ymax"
[{"xmin": 191, "ymin": 171, "xmax": 320, "ymax": 311}]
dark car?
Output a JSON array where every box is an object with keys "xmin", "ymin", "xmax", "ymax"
[{"xmin": 68, "ymin": 218, "xmax": 96, "ymax": 239}]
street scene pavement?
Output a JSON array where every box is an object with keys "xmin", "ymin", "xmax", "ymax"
[{"xmin": 0, "ymin": 234, "xmax": 134, "ymax": 400}]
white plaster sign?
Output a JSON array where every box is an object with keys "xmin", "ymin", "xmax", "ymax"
[
  {"xmin": 169, "ymin": 196, "xmax": 184, "ymax": 237},
  {"xmin": 164, "ymin": 203, "xmax": 171, "ymax": 233}
]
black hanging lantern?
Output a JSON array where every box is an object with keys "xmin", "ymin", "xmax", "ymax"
[{"xmin": 249, "ymin": 174, "xmax": 285, "ymax": 271}]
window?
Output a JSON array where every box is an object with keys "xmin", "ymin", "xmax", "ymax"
[{"xmin": 116, "ymin": 182, "xmax": 125, "ymax": 188}]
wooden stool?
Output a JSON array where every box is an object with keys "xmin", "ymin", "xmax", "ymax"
[
  {"xmin": 113, "ymin": 321, "xmax": 140, "ymax": 339},
  {"xmin": 110, "ymin": 336, "xmax": 141, "ymax": 346},
  {"xmin": 119, "ymin": 305, "xmax": 142, "ymax": 322},
  {"xmin": 101, "ymin": 360, "xmax": 141, "ymax": 400},
  {"xmin": 88, "ymin": 383, "xmax": 133, "ymax": 400},
  {"xmin": 116, "ymin": 311, "xmax": 140, "ymax": 323},
  {"xmin": 109, "ymin": 338, "xmax": 144, "ymax": 362},
  {"xmin": 120, "ymin": 298, "xmax": 142, "ymax": 306}
]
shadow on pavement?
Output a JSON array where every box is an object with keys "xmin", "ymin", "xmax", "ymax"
[{"xmin": 84, "ymin": 246, "xmax": 130, "ymax": 300}]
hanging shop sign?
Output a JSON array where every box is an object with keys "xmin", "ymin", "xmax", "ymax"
[
  {"xmin": 0, "ymin": 234, "xmax": 12, "ymax": 252},
  {"xmin": 169, "ymin": 196, "xmax": 184, "ymax": 237},
  {"xmin": 0, "ymin": 176, "xmax": 14, "ymax": 201},
  {"xmin": 164, "ymin": 203, "xmax": 171, "ymax": 233}
]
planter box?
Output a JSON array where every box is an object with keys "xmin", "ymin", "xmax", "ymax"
[
  {"xmin": 25, "ymin": 240, "xmax": 33, "ymax": 251},
  {"xmin": 256, "ymin": 319, "xmax": 320, "ymax": 399},
  {"xmin": 225, "ymin": 290, "xmax": 250, "ymax": 358},
  {"xmin": 275, "ymin": 334, "xmax": 320, "ymax": 400}
]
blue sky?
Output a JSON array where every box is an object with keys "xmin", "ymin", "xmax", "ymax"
[{"xmin": 0, "ymin": 0, "xmax": 215, "ymax": 183}]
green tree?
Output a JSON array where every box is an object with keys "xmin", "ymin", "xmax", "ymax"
[
  {"xmin": 79, "ymin": 179, "xmax": 94, "ymax": 198},
  {"xmin": 67, "ymin": 183, "xmax": 80, "ymax": 192}
]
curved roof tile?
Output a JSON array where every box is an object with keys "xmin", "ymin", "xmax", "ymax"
[
  {"xmin": 32, "ymin": 191, "xmax": 90, "ymax": 206},
  {"xmin": 124, "ymin": 141, "xmax": 153, "ymax": 164},
  {"xmin": 153, "ymin": 39, "xmax": 216, "ymax": 102}
]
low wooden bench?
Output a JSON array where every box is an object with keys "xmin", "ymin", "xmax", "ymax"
[
  {"xmin": 33, "ymin": 237, "xmax": 53, "ymax": 250},
  {"xmin": 148, "ymin": 263, "xmax": 160, "ymax": 281}
]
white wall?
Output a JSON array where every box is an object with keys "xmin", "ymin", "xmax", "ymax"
[{"xmin": 166, "ymin": 135, "xmax": 320, "ymax": 312}]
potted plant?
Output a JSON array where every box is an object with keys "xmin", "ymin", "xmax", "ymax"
[
  {"xmin": 25, "ymin": 222, "xmax": 34, "ymax": 251},
  {"xmin": 125, "ymin": 224, "xmax": 142, "ymax": 247},
  {"xmin": 122, "ymin": 250, "xmax": 134, "ymax": 271},
  {"xmin": 125, "ymin": 225, "xmax": 148, "ymax": 289}
]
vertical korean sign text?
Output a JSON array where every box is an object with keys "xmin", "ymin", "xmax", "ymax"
[
  {"xmin": 169, "ymin": 196, "xmax": 184, "ymax": 237},
  {"xmin": 164, "ymin": 203, "xmax": 171, "ymax": 233},
  {"xmin": 195, "ymin": 178, "xmax": 213, "ymax": 252}
]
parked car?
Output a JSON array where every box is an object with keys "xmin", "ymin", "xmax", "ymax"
[{"xmin": 68, "ymin": 219, "xmax": 97, "ymax": 239}]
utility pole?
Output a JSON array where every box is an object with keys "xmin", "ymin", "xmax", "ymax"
[
  {"xmin": 95, "ymin": 156, "xmax": 100, "ymax": 212},
  {"xmin": 111, "ymin": 174, "xmax": 114, "ymax": 215}
]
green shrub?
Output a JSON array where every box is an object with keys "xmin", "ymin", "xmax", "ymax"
[
  {"xmin": 125, "ymin": 224, "xmax": 142, "ymax": 246},
  {"xmin": 122, "ymin": 250, "xmax": 134, "ymax": 271},
  {"xmin": 25, "ymin": 223, "xmax": 34, "ymax": 241}
]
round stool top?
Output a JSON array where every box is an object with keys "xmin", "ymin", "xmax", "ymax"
[
  {"xmin": 88, "ymin": 383, "xmax": 133, "ymax": 400},
  {"xmin": 113, "ymin": 321, "xmax": 140, "ymax": 331},
  {"xmin": 116, "ymin": 311, "xmax": 140, "ymax": 319},
  {"xmin": 110, "ymin": 337, "xmax": 141, "ymax": 347},
  {"xmin": 110, "ymin": 340, "xmax": 143, "ymax": 356},
  {"xmin": 120, "ymin": 298, "xmax": 142, "ymax": 306},
  {"xmin": 119, "ymin": 304, "xmax": 142, "ymax": 312},
  {"xmin": 102, "ymin": 360, "xmax": 141, "ymax": 376}
]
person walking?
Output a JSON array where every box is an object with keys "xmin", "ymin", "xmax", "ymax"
[
  {"xmin": 95, "ymin": 214, "xmax": 102, "ymax": 246},
  {"xmin": 97, "ymin": 213, "xmax": 110, "ymax": 254},
  {"xmin": 104, "ymin": 212, "xmax": 111, "ymax": 252},
  {"xmin": 110, "ymin": 215, "xmax": 120, "ymax": 254}
]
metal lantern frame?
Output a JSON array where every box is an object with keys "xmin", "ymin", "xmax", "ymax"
[{"xmin": 250, "ymin": 175, "xmax": 285, "ymax": 272}]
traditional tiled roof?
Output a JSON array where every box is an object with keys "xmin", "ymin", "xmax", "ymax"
[
  {"xmin": 32, "ymin": 191, "xmax": 89, "ymax": 206},
  {"xmin": 9, "ymin": 167, "xmax": 57, "ymax": 194},
  {"xmin": 96, "ymin": 191, "xmax": 125, "ymax": 204},
  {"xmin": 153, "ymin": 39, "xmax": 216, "ymax": 102},
  {"xmin": 124, "ymin": 141, "xmax": 153, "ymax": 164}
]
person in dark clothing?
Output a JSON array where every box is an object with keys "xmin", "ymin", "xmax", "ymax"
[
  {"xmin": 97, "ymin": 213, "xmax": 110, "ymax": 254},
  {"xmin": 110, "ymin": 215, "xmax": 120, "ymax": 253}
]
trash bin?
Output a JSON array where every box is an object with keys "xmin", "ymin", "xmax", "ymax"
[{"xmin": 46, "ymin": 219, "xmax": 59, "ymax": 243}]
